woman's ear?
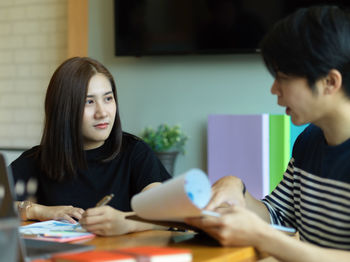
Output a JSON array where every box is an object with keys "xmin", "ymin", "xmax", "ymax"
[{"xmin": 323, "ymin": 69, "xmax": 342, "ymax": 95}]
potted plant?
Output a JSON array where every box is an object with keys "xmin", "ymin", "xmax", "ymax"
[{"xmin": 140, "ymin": 124, "xmax": 188, "ymax": 175}]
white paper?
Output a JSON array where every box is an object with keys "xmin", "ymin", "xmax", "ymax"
[
  {"xmin": 131, "ymin": 168, "xmax": 211, "ymax": 221},
  {"xmin": 19, "ymin": 220, "xmax": 94, "ymax": 239}
]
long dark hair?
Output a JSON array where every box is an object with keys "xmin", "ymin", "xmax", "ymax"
[{"xmin": 38, "ymin": 57, "xmax": 122, "ymax": 181}]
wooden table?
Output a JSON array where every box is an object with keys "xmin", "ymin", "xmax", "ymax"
[
  {"xmin": 80, "ymin": 230, "xmax": 259, "ymax": 262},
  {"xmin": 22, "ymin": 221, "xmax": 270, "ymax": 261}
]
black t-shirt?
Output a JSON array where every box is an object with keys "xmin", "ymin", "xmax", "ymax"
[{"xmin": 11, "ymin": 133, "xmax": 171, "ymax": 211}]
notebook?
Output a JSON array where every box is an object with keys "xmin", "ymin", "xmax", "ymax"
[
  {"xmin": 20, "ymin": 220, "xmax": 95, "ymax": 243},
  {"xmin": 0, "ymin": 153, "xmax": 94, "ymax": 261}
]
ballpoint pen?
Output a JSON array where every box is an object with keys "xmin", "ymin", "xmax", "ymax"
[
  {"xmin": 271, "ymin": 224, "xmax": 296, "ymax": 235},
  {"xmin": 95, "ymin": 193, "xmax": 114, "ymax": 207},
  {"xmin": 201, "ymin": 211, "xmax": 295, "ymax": 235},
  {"xmin": 20, "ymin": 233, "xmax": 62, "ymax": 239}
]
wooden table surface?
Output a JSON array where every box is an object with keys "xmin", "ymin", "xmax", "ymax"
[
  {"xmin": 22, "ymin": 221, "xmax": 273, "ymax": 261},
  {"xmin": 80, "ymin": 229, "xmax": 259, "ymax": 262}
]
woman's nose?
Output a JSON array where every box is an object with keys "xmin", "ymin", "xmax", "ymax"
[{"xmin": 95, "ymin": 102, "xmax": 107, "ymax": 118}]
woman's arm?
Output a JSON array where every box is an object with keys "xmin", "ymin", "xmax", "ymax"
[
  {"xmin": 15, "ymin": 201, "xmax": 84, "ymax": 223},
  {"xmin": 79, "ymin": 182, "xmax": 166, "ymax": 236},
  {"xmin": 79, "ymin": 206, "xmax": 165, "ymax": 236},
  {"xmin": 141, "ymin": 182, "xmax": 161, "ymax": 192}
]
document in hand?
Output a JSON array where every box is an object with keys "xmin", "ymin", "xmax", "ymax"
[
  {"xmin": 127, "ymin": 168, "xmax": 296, "ymax": 235},
  {"xmin": 52, "ymin": 246, "xmax": 192, "ymax": 262},
  {"xmin": 129, "ymin": 168, "xmax": 216, "ymax": 225},
  {"xmin": 20, "ymin": 220, "xmax": 95, "ymax": 243}
]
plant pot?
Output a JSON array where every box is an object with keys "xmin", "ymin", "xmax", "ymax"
[{"xmin": 156, "ymin": 151, "xmax": 179, "ymax": 176}]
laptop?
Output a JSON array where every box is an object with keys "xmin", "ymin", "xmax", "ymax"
[{"xmin": 0, "ymin": 153, "xmax": 94, "ymax": 262}]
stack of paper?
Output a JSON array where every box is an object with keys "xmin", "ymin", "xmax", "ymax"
[{"xmin": 20, "ymin": 220, "xmax": 95, "ymax": 243}]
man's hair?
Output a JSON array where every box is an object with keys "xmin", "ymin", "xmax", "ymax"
[
  {"xmin": 38, "ymin": 57, "xmax": 122, "ymax": 181},
  {"xmin": 260, "ymin": 5, "xmax": 350, "ymax": 97}
]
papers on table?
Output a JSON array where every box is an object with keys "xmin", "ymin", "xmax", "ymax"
[{"xmin": 19, "ymin": 220, "xmax": 95, "ymax": 242}]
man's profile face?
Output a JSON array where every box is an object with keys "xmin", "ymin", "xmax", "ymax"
[{"xmin": 271, "ymin": 72, "xmax": 326, "ymax": 126}]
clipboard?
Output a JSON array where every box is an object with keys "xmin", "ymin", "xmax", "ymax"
[{"xmin": 125, "ymin": 214, "xmax": 199, "ymax": 232}]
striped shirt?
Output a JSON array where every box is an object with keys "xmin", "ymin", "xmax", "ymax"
[{"xmin": 262, "ymin": 124, "xmax": 350, "ymax": 250}]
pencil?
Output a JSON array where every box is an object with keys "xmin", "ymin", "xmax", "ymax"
[{"xmin": 95, "ymin": 193, "xmax": 114, "ymax": 207}]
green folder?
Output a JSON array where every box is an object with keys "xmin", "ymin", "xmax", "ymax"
[{"xmin": 269, "ymin": 115, "xmax": 290, "ymax": 193}]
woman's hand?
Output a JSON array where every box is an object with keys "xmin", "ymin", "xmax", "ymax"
[
  {"xmin": 29, "ymin": 204, "xmax": 84, "ymax": 223},
  {"xmin": 79, "ymin": 206, "xmax": 157, "ymax": 236},
  {"xmin": 206, "ymin": 176, "xmax": 246, "ymax": 210}
]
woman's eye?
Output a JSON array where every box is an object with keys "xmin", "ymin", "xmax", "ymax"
[
  {"xmin": 105, "ymin": 96, "xmax": 114, "ymax": 102},
  {"xmin": 85, "ymin": 99, "xmax": 94, "ymax": 105}
]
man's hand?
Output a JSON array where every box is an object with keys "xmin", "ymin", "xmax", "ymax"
[
  {"xmin": 206, "ymin": 176, "xmax": 246, "ymax": 210},
  {"xmin": 186, "ymin": 205, "xmax": 270, "ymax": 247}
]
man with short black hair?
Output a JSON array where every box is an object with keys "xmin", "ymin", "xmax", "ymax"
[{"xmin": 186, "ymin": 5, "xmax": 350, "ymax": 262}]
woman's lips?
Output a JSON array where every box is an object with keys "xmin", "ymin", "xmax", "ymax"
[{"xmin": 94, "ymin": 123, "xmax": 108, "ymax": 129}]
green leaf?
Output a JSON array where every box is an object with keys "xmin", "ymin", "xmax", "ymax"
[{"xmin": 139, "ymin": 123, "xmax": 188, "ymax": 154}]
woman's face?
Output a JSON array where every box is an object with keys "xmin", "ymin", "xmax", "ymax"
[{"xmin": 82, "ymin": 73, "xmax": 116, "ymax": 150}]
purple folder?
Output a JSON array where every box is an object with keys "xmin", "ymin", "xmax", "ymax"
[{"xmin": 208, "ymin": 115, "xmax": 269, "ymax": 199}]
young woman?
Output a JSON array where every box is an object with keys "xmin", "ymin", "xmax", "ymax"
[{"xmin": 12, "ymin": 57, "xmax": 171, "ymax": 236}]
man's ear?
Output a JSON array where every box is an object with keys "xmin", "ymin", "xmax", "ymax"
[{"xmin": 323, "ymin": 69, "xmax": 342, "ymax": 95}]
